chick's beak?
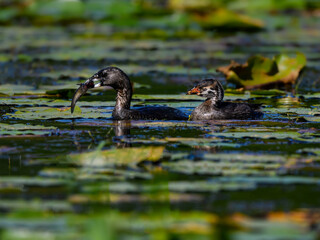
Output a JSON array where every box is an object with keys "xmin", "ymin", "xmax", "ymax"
[{"xmin": 187, "ymin": 87, "xmax": 200, "ymax": 95}]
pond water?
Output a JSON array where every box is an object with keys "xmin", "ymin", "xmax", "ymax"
[{"xmin": 0, "ymin": 14, "xmax": 320, "ymax": 239}]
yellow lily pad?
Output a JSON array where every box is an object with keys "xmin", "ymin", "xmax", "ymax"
[{"xmin": 193, "ymin": 9, "xmax": 264, "ymax": 31}]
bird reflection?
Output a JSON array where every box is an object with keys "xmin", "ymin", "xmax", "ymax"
[{"xmin": 113, "ymin": 120, "xmax": 132, "ymax": 148}]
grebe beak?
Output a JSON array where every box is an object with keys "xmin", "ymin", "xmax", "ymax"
[
  {"xmin": 71, "ymin": 79, "xmax": 97, "ymax": 114},
  {"xmin": 187, "ymin": 87, "xmax": 200, "ymax": 95}
]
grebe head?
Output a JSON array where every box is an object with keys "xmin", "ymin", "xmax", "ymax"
[
  {"xmin": 187, "ymin": 79, "xmax": 224, "ymax": 102},
  {"xmin": 71, "ymin": 67, "xmax": 130, "ymax": 113}
]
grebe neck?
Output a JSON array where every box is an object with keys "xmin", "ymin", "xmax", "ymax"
[{"xmin": 114, "ymin": 83, "xmax": 132, "ymax": 114}]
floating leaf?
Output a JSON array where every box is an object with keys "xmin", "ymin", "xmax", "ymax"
[
  {"xmin": 68, "ymin": 146, "xmax": 165, "ymax": 167},
  {"xmin": 233, "ymin": 212, "xmax": 316, "ymax": 240},
  {"xmin": 168, "ymin": 0, "xmax": 215, "ymax": 11},
  {"xmin": 0, "ymin": 199, "xmax": 71, "ymax": 212},
  {"xmin": 76, "ymin": 180, "xmax": 255, "ymax": 194},
  {"xmin": 168, "ymin": 181, "xmax": 255, "ymax": 192},
  {"xmin": 0, "ymin": 84, "xmax": 43, "ymax": 96},
  {"xmin": 7, "ymin": 106, "xmax": 105, "ymax": 120},
  {"xmin": 169, "ymin": 1, "xmax": 263, "ymax": 31},
  {"xmin": 217, "ymin": 52, "xmax": 306, "ymax": 89},
  {"xmin": 68, "ymin": 192, "xmax": 203, "ymax": 205},
  {"xmin": 0, "ymin": 177, "xmax": 68, "ymax": 187},
  {"xmin": 27, "ymin": 0, "xmax": 85, "ymax": 22},
  {"xmin": 193, "ymin": 9, "xmax": 264, "ymax": 32},
  {"xmin": 0, "ymin": 123, "xmax": 56, "ymax": 136}
]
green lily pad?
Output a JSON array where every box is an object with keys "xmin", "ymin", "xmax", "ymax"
[
  {"xmin": 79, "ymin": 180, "xmax": 255, "ymax": 194},
  {"xmin": 299, "ymin": 148, "xmax": 320, "ymax": 156},
  {"xmin": 0, "ymin": 123, "xmax": 56, "ymax": 136},
  {"xmin": 0, "ymin": 177, "xmax": 68, "ymax": 187},
  {"xmin": 0, "ymin": 200, "xmax": 72, "ymax": 212},
  {"xmin": 217, "ymin": 176, "xmax": 320, "ymax": 185},
  {"xmin": 39, "ymin": 167, "xmax": 152, "ymax": 181},
  {"xmin": 163, "ymin": 159, "xmax": 280, "ymax": 176},
  {"xmin": 6, "ymin": 105, "xmax": 107, "ymax": 120},
  {"xmin": 209, "ymin": 129, "xmax": 320, "ymax": 142},
  {"xmin": 27, "ymin": 0, "xmax": 85, "ymax": 22},
  {"xmin": 233, "ymin": 216, "xmax": 316, "ymax": 240},
  {"xmin": 217, "ymin": 52, "xmax": 306, "ymax": 89},
  {"xmin": 163, "ymin": 152, "xmax": 290, "ymax": 177},
  {"xmin": 0, "ymin": 84, "xmax": 44, "ymax": 96}
]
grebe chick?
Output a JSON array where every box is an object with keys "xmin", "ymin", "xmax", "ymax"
[{"xmin": 187, "ymin": 79, "xmax": 262, "ymax": 120}]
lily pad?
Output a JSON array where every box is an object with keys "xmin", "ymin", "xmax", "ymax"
[
  {"xmin": 0, "ymin": 200, "xmax": 71, "ymax": 212},
  {"xmin": 68, "ymin": 146, "xmax": 165, "ymax": 167},
  {"xmin": 217, "ymin": 52, "xmax": 306, "ymax": 89},
  {"xmin": 0, "ymin": 177, "xmax": 68, "ymax": 187},
  {"xmin": 6, "ymin": 105, "xmax": 108, "ymax": 120},
  {"xmin": 38, "ymin": 167, "xmax": 153, "ymax": 181},
  {"xmin": 0, "ymin": 123, "xmax": 56, "ymax": 136},
  {"xmin": 193, "ymin": 9, "xmax": 264, "ymax": 32},
  {"xmin": 77, "ymin": 180, "xmax": 255, "ymax": 194},
  {"xmin": 0, "ymin": 84, "xmax": 44, "ymax": 96},
  {"xmin": 233, "ymin": 214, "xmax": 316, "ymax": 240}
]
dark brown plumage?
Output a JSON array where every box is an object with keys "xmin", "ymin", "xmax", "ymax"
[
  {"xmin": 187, "ymin": 79, "xmax": 262, "ymax": 120},
  {"xmin": 71, "ymin": 67, "xmax": 187, "ymax": 120}
]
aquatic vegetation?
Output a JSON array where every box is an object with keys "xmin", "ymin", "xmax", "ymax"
[
  {"xmin": 192, "ymin": 8, "xmax": 264, "ymax": 32},
  {"xmin": 217, "ymin": 52, "xmax": 307, "ymax": 89}
]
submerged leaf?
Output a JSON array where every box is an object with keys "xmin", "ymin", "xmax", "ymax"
[{"xmin": 217, "ymin": 52, "xmax": 306, "ymax": 89}]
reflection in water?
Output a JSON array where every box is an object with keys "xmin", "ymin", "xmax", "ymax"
[
  {"xmin": 113, "ymin": 120, "xmax": 132, "ymax": 148},
  {"xmin": 277, "ymin": 95, "xmax": 300, "ymax": 107}
]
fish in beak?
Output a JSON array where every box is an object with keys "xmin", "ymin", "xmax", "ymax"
[
  {"xmin": 70, "ymin": 78, "xmax": 102, "ymax": 113},
  {"xmin": 187, "ymin": 87, "xmax": 200, "ymax": 95}
]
